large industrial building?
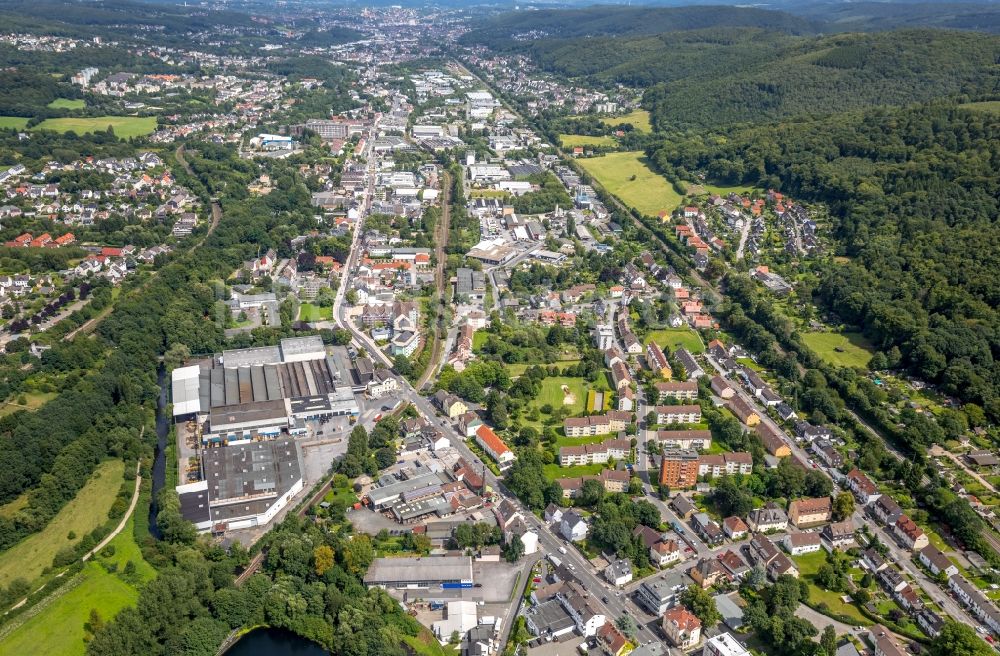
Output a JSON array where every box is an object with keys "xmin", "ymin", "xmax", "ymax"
[
  {"xmin": 175, "ymin": 438, "xmax": 304, "ymax": 532},
  {"xmin": 172, "ymin": 336, "xmax": 360, "ymax": 445},
  {"xmin": 364, "ymin": 556, "xmax": 475, "ymax": 589}
]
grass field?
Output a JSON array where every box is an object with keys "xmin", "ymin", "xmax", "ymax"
[
  {"xmin": 801, "ymin": 331, "xmax": 873, "ymax": 369},
  {"xmin": 543, "ymin": 462, "xmax": 608, "ymax": 480},
  {"xmin": 960, "ymin": 101, "xmax": 1000, "ymax": 114},
  {"xmin": 32, "ymin": 116, "xmax": 157, "ymax": 139},
  {"xmin": 47, "ymin": 98, "xmax": 86, "ymax": 110},
  {"xmin": 578, "ymin": 151, "xmax": 682, "ymax": 217},
  {"xmin": 0, "ymin": 511, "xmax": 154, "ymax": 656},
  {"xmin": 644, "ymin": 328, "xmax": 705, "ymax": 354},
  {"xmin": 0, "ymin": 459, "xmax": 125, "ymax": 587},
  {"xmin": 794, "ymin": 551, "xmax": 870, "ymax": 625},
  {"xmin": 0, "ymin": 116, "xmax": 29, "ymax": 130},
  {"xmin": 0, "ymin": 391, "xmax": 58, "ymax": 418},
  {"xmin": 505, "ymin": 356, "xmax": 581, "ymax": 379},
  {"xmin": 525, "ymin": 375, "xmax": 610, "ymax": 424},
  {"xmin": 0, "ymin": 492, "xmax": 29, "ymax": 519},
  {"xmin": 559, "ymin": 134, "xmax": 616, "ymax": 148},
  {"xmin": 298, "ymin": 303, "xmax": 332, "ymax": 322},
  {"xmin": 611, "ymin": 109, "xmax": 653, "ymax": 133}
]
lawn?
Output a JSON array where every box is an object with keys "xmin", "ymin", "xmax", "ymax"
[
  {"xmin": 801, "ymin": 331, "xmax": 873, "ymax": 369},
  {"xmin": 401, "ymin": 624, "xmax": 449, "ymax": 656},
  {"xmin": 47, "ymin": 98, "xmax": 86, "ymax": 110},
  {"xmin": 0, "ymin": 116, "xmax": 29, "ymax": 130},
  {"xmin": 644, "ymin": 328, "xmax": 705, "ymax": 354},
  {"xmin": 578, "ymin": 151, "xmax": 683, "ymax": 217},
  {"xmin": 794, "ymin": 551, "xmax": 870, "ymax": 625},
  {"xmin": 298, "ymin": 303, "xmax": 332, "ymax": 322},
  {"xmin": 559, "ymin": 134, "xmax": 616, "ymax": 148},
  {"xmin": 543, "ymin": 462, "xmax": 608, "ymax": 480},
  {"xmin": 0, "ymin": 390, "xmax": 58, "ymax": 418},
  {"xmin": 696, "ymin": 182, "xmax": 756, "ymax": 196},
  {"xmin": 555, "ymin": 434, "xmax": 611, "ymax": 449},
  {"xmin": 523, "ymin": 375, "xmax": 611, "ymax": 429},
  {"xmin": 506, "ymin": 357, "xmax": 580, "ymax": 379},
  {"xmin": 32, "ymin": 116, "xmax": 157, "ymax": 139},
  {"xmin": 0, "ymin": 459, "xmax": 125, "ymax": 587},
  {"xmin": 736, "ymin": 357, "xmax": 763, "ymax": 372},
  {"xmin": 0, "ymin": 507, "xmax": 154, "ymax": 656},
  {"xmin": 609, "ymin": 109, "xmax": 653, "ymax": 133},
  {"xmin": 472, "ymin": 330, "xmax": 489, "ymax": 351}
]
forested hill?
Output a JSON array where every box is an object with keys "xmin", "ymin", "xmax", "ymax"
[
  {"xmin": 786, "ymin": 1, "xmax": 1000, "ymax": 34},
  {"xmin": 475, "ymin": 21, "xmax": 1000, "ymax": 128},
  {"xmin": 459, "ymin": 5, "xmax": 820, "ymax": 43},
  {"xmin": 647, "ymin": 102, "xmax": 1000, "ymax": 419},
  {"xmin": 643, "ymin": 30, "xmax": 1000, "ymax": 127}
]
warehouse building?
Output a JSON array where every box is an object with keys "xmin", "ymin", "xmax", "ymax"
[
  {"xmin": 175, "ymin": 438, "xmax": 303, "ymax": 533},
  {"xmin": 171, "ymin": 336, "xmax": 360, "ymax": 444},
  {"xmin": 364, "ymin": 556, "xmax": 475, "ymax": 589}
]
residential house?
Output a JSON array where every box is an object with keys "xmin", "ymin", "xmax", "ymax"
[
  {"xmin": 663, "ymin": 607, "xmax": 702, "ymax": 650},
  {"xmin": 747, "ymin": 535, "xmax": 798, "ymax": 579},
  {"xmin": 659, "ymin": 450, "xmax": 701, "ymax": 489},
  {"xmin": 756, "ymin": 423, "xmax": 791, "ymax": 458},
  {"xmin": 654, "ymin": 381, "xmax": 699, "ymax": 402},
  {"xmin": 918, "ymin": 546, "xmax": 958, "ymax": 578},
  {"xmin": 690, "ymin": 557, "xmax": 730, "ymax": 589},
  {"xmin": 605, "ymin": 558, "xmax": 633, "ymax": 587},
  {"xmin": 821, "ymin": 521, "xmax": 856, "ymax": 551},
  {"xmin": 787, "ymin": 497, "xmax": 831, "ymax": 528},
  {"xmin": 671, "ymin": 494, "xmax": 697, "ymax": 519},
  {"xmin": 559, "ymin": 436, "xmax": 630, "ymax": 465},
  {"xmin": 870, "ymin": 495, "xmax": 903, "ymax": 526},
  {"xmin": 723, "ymin": 517, "xmax": 749, "ymax": 540},
  {"xmin": 847, "ymin": 469, "xmax": 880, "ymax": 505},
  {"xmin": 811, "ymin": 440, "xmax": 843, "ymax": 469},
  {"xmin": 654, "ymin": 405, "xmax": 702, "ymax": 425},
  {"xmin": 434, "ymin": 390, "xmax": 468, "ymax": 418},
  {"xmin": 862, "ymin": 548, "xmax": 888, "ymax": 573},
  {"xmin": 746, "ymin": 504, "xmax": 788, "ymax": 533},
  {"xmin": 597, "ymin": 622, "xmax": 631, "ymax": 656},
  {"xmin": 717, "ymin": 550, "xmax": 750, "ymax": 581},
  {"xmin": 561, "ymin": 512, "xmax": 588, "ymax": 542},
  {"xmin": 711, "ymin": 376, "xmax": 735, "ymax": 400},
  {"xmin": 892, "ymin": 515, "xmax": 929, "ymax": 552},
  {"xmin": 727, "ymin": 396, "xmax": 760, "ymax": 427},
  {"xmin": 646, "ymin": 342, "xmax": 672, "ymax": 379},
  {"xmin": 675, "ymin": 348, "xmax": 704, "ymax": 379},
  {"xmin": 869, "ymin": 625, "xmax": 907, "ymax": 656},
  {"xmin": 916, "ymin": 609, "xmax": 945, "ymax": 638},
  {"xmin": 656, "ymin": 430, "xmax": 712, "ymax": 451},
  {"xmin": 876, "ymin": 567, "xmax": 906, "ymax": 594},
  {"xmin": 782, "ymin": 532, "xmax": 822, "ymax": 556},
  {"xmin": 476, "ymin": 425, "xmax": 515, "ymax": 467},
  {"xmin": 693, "ymin": 513, "xmax": 725, "ymax": 546}
]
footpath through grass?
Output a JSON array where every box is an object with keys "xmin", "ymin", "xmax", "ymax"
[
  {"xmin": 577, "ymin": 151, "xmax": 682, "ymax": 217},
  {"xmin": 0, "ymin": 510, "xmax": 155, "ymax": 656},
  {"xmin": 0, "ymin": 459, "xmax": 125, "ymax": 587}
]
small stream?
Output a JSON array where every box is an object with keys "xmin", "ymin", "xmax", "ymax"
[{"xmin": 148, "ymin": 365, "xmax": 168, "ymax": 540}]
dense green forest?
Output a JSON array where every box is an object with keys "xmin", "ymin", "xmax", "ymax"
[
  {"xmin": 459, "ymin": 5, "xmax": 819, "ymax": 42},
  {"xmin": 647, "ymin": 102, "xmax": 1000, "ymax": 419},
  {"xmin": 788, "ymin": 1, "xmax": 1000, "ymax": 34},
  {"xmin": 473, "ymin": 21, "xmax": 1000, "ymax": 127}
]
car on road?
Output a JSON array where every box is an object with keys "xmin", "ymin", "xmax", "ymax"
[{"xmin": 559, "ymin": 546, "xmax": 568, "ymax": 554}]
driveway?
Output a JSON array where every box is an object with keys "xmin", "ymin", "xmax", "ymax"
[{"xmin": 795, "ymin": 604, "xmax": 857, "ymax": 639}]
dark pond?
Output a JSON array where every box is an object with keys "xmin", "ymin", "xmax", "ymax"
[{"xmin": 224, "ymin": 628, "xmax": 329, "ymax": 656}]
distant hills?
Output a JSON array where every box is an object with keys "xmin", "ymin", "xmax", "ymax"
[{"xmin": 467, "ymin": 7, "xmax": 1000, "ymax": 128}]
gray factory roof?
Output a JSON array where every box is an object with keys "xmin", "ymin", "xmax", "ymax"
[
  {"xmin": 222, "ymin": 345, "xmax": 282, "ymax": 368},
  {"xmin": 364, "ymin": 556, "xmax": 474, "ymax": 585},
  {"xmin": 280, "ymin": 335, "xmax": 326, "ymax": 360},
  {"xmin": 209, "ymin": 399, "xmax": 289, "ymax": 431},
  {"xmin": 203, "ymin": 438, "xmax": 302, "ymax": 504},
  {"xmin": 392, "ymin": 496, "xmax": 452, "ymax": 522},
  {"xmin": 367, "ymin": 471, "xmax": 449, "ymax": 507}
]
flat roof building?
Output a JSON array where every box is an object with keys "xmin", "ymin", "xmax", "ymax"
[{"xmin": 364, "ymin": 556, "xmax": 474, "ymax": 589}]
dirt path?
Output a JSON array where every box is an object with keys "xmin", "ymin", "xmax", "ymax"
[
  {"xmin": 84, "ymin": 459, "xmax": 143, "ymax": 561},
  {"xmin": 416, "ymin": 169, "xmax": 452, "ymax": 391}
]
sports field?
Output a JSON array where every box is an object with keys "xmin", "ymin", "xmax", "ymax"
[
  {"xmin": 0, "ymin": 511, "xmax": 155, "ymax": 656},
  {"xmin": 47, "ymin": 98, "xmax": 86, "ymax": 110},
  {"xmin": 0, "ymin": 459, "xmax": 125, "ymax": 587},
  {"xmin": 644, "ymin": 328, "xmax": 705, "ymax": 354},
  {"xmin": 298, "ymin": 303, "xmax": 332, "ymax": 321},
  {"xmin": 32, "ymin": 116, "xmax": 157, "ymax": 138},
  {"xmin": 577, "ymin": 151, "xmax": 682, "ymax": 217},
  {"xmin": 801, "ymin": 331, "xmax": 873, "ymax": 369},
  {"xmin": 559, "ymin": 134, "xmax": 615, "ymax": 148},
  {"xmin": 0, "ymin": 116, "xmax": 29, "ymax": 130}
]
